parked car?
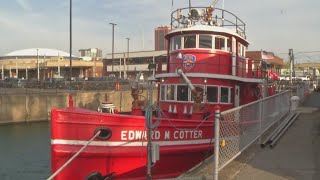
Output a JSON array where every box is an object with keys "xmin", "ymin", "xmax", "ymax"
[
  {"xmin": 278, "ymin": 75, "xmax": 289, "ymax": 81},
  {"xmin": 296, "ymin": 75, "xmax": 311, "ymax": 81}
]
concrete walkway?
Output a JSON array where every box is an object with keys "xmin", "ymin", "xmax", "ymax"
[{"xmin": 181, "ymin": 92, "xmax": 320, "ymax": 180}]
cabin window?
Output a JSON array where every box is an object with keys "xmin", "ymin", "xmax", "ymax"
[
  {"xmin": 232, "ymin": 37, "xmax": 236, "ymax": 54},
  {"xmin": 220, "ymin": 87, "xmax": 230, "ymax": 103},
  {"xmin": 215, "ymin": 37, "xmax": 225, "ymax": 50},
  {"xmin": 242, "ymin": 45, "xmax": 246, "ymax": 57},
  {"xmin": 166, "ymin": 85, "xmax": 175, "ymax": 101},
  {"xmin": 227, "ymin": 38, "xmax": 231, "ymax": 52},
  {"xmin": 191, "ymin": 85, "xmax": 205, "ymax": 102},
  {"xmin": 160, "ymin": 85, "xmax": 166, "ymax": 101},
  {"xmin": 172, "ymin": 36, "xmax": 181, "ymax": 51},
  {"xmin": 177, "ymin": 85, "xmax": 189, "ymax": 101},
  {"xmin": 184, "ymin": 35, "xmax": 196, "ymax": 48},
  {"xmin": 206, "ymin": 86, "xmax": 218, "ymax": 103},
  {"xmin": 238, "ymin": 43, "xmax": 244, "ymax": 57},
  {"xmin": 199, "ymin": 35, "xmax": 212, "ymax": 49}
]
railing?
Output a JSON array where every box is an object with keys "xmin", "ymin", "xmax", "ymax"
[
  {"xmin": 171, "ymin": 7, "xmax": 246, "ymax": 38},
  {"xmin": 216, "ymin": 91, "xmax": 290, "ymax": 173},
  {"xmin": 0, "ymin": 79, "xmax": 132, "ymax": 93}
]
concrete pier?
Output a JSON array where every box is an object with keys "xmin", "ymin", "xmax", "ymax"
[{"xmin": 0, "ymin": 88, "xmax": 156, "ymax": 124}]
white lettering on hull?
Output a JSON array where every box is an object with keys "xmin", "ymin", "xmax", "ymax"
[{"xmin": 121, "ymin": 130, "xmax": 203, "ymax": 140}]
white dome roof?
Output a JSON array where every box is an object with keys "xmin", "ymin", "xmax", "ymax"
[{"xmin": 5, "ymin": 48, "xmax": 77, "ymax": 57}]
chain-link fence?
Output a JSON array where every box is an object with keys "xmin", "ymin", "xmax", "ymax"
[{"xmin": 217, "ymin": 91, "xmax": 290, "ymax": 172}]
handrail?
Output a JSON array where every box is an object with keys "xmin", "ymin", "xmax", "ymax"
[{"xmin": 47, "ymin": 130, "xmax": 101, "ymax": 180}]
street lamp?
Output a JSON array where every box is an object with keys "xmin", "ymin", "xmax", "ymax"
[
  {"xmin": 37, "ymin": 48, "xmax": 40, "ymax": 81},
  {"xmin": 125, "ymin": 37, "xmax": 130, "ymax": 79},
  {"xmin": 109, "ymin": 22, "xmax": 117, "ymax": 74},
  {"xmin": 69, "ymin": 0, "xmax": 73, "ymax": 83}
]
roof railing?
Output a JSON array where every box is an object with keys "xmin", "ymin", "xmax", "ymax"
[{"xmin": 171, "ymin": 6, "xmax": 246, "ymax": 39}]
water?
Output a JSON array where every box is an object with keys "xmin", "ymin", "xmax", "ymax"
[{"xmin": 0, "ymin": 122, "xmax": 50, "ymax": 180}]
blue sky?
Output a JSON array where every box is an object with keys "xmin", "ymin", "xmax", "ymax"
[{"xmin": 0, "ymin": 0, "xmax": 319, "ymax": 61}]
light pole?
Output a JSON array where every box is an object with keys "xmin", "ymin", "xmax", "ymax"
[
  {"xmin": 109, "ymin": 22, "xmax": 117, "ymax": 74},
  {"xmin": 69, "ymin": 0, "xmax": 73, "ymax": 83},
  {"xmin": 37, "ymin": 48, "xmax": 40, "ymax": 81},
  {"xmin": 125, "ymin": 37, "xmax": 130, "ymax": 79}
]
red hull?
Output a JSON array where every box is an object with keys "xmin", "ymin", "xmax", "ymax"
[{"xmin": 51, "ymin": 108, "xmax": 215, "ymax": 179}]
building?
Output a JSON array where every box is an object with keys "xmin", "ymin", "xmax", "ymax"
[
  {"xmin": 246, "ymin": 50, "xmax": 284, "ymax": 75},
  {"xmin": 104, "ymin": 50, "xmax": 167, "ymax": 80},
  {"xmin": 0, "ymin": 48, "xmax": 103, "ymax": 80},
  {"xmin": 154, "ymin": 26, "xmax": 171, "ymax": 51},
  {"xmin": 78, "ymin": 48, "xmax": 103, "ymax": 60}
]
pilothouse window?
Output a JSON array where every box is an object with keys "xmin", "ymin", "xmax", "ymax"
[
  {"xmin": 184, "ymin": 35, "xmax": 196, "ymax": 48},
  {"xmin": 215, "ymin": 37, "xmax": 226, "ymax": 50},
  {"xmin": 171, "ymin": 36, "xmax": 181, "ymax": 51},
  {"xmin": 199, "ymin": 35, "xmax": 212, "ymax": 49},
  {"xmin": 227, "ymin": 38, "xmax": 231, "ymax": 52}
]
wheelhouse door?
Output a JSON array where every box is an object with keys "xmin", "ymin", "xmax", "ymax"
[{"xmin": 235, "ymin": 85, "xmax": 240, "ymax": 107}]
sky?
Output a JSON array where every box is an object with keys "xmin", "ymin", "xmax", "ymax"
[{"xmin": 0, "ymin": 0, "xmax": 319, "ymax": 62}]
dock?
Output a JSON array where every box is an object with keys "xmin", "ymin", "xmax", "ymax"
[{"xmin": 177, "ymin": 92, "xmax": 320, "ymax": 179}]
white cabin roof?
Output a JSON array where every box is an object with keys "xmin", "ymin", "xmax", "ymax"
[{"xmin": 168, "ymin": 25, "xmax": 249, "ymax": 44}]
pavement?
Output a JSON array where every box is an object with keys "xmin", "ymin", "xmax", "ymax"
[{"xmin": 180, "ymin": 92, "xmax": 320, "ymax": 180}]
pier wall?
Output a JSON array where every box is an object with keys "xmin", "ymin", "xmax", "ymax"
[{"xmin": 0, "ymin": 89, "xmax": 157, "ymax": 124}]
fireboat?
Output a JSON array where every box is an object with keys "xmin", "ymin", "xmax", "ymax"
[{"xmin": 50, "ymin": 1, "xmax": 276, "ymax": 180}]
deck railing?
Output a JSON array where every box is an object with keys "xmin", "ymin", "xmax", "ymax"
[{"xmin": 171, "ymin": 7, "xmax": 246, "ymax": 38}]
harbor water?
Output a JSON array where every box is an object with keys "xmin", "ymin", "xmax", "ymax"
[{"xmin": 0, "ymin": 122, "xmax": 50, "ymax": 180}]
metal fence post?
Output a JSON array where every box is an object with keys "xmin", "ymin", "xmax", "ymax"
[
  {"xmin": 259, "ymin": 99, "xmax": 264, "ymax": 143},
  {"xmin": 213, "ymin": 105, "xmax": 221, "ymax": 180}
]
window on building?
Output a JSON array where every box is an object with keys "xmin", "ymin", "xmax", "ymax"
[
  {"xmin": 177, "ymin": 85, "xmax": 189, "ymax": 101},
  {"xmin": 184, "ymin": 35, "xmax": 196, "ymax": 48},
  {"xmin": 160, "ymin": 85, "xmax": 166, "ymax": 101},
  {"xmin": 159, "ymin": 31, "xmax": 165, "ymax": 50},
  {"xmin": 221, "ymin": 87, "xmax": 230, "ymax": 103},
  {"xmin": 215, "ymin": 37, "xmax": 226, "ymax": 50},
  {"xmin": 171, "ymin": 36, "xmax": 181, "ymax": 51},
  {"xmin": 206, "ymin": 86, "xmax": 218, "ymax": 103},
  {"xmin": 166, "ymin": 85, "xmax": 175, "ymax": 101},
  {"xmin": 199, "ymin": 35, "xmax": 212, "ymax": 49}
]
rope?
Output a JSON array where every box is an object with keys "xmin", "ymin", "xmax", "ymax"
[{"xmin": 47, "ymin": 130, "xmax": 101, "ymax": 180}]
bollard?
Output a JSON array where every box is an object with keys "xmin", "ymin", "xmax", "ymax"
[
  {"xmin": 290, "ymin": 96, "xmax": 300, "ymax": 111},
  {"xmin": 213, "ymin": 105, "xmax": 221, "ymax": 180}
]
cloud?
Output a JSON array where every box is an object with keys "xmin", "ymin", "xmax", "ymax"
[{"xmin": 15, "ymin": 0, "xmax": 32, "ymax": 11}]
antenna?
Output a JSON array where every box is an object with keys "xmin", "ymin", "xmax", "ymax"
[{"xmin": 211, "ymin": 0, "xmax": 219, "ymax": 7}]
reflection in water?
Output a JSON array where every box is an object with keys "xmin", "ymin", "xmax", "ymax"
[{"xmin": 0, "ymin": 122, "xmax": 50, "ymax": 180}]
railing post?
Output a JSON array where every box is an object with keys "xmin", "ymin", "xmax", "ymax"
[{"xmin": 213, "ymin": 105, "xmax": 221, "ymax": 180}]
